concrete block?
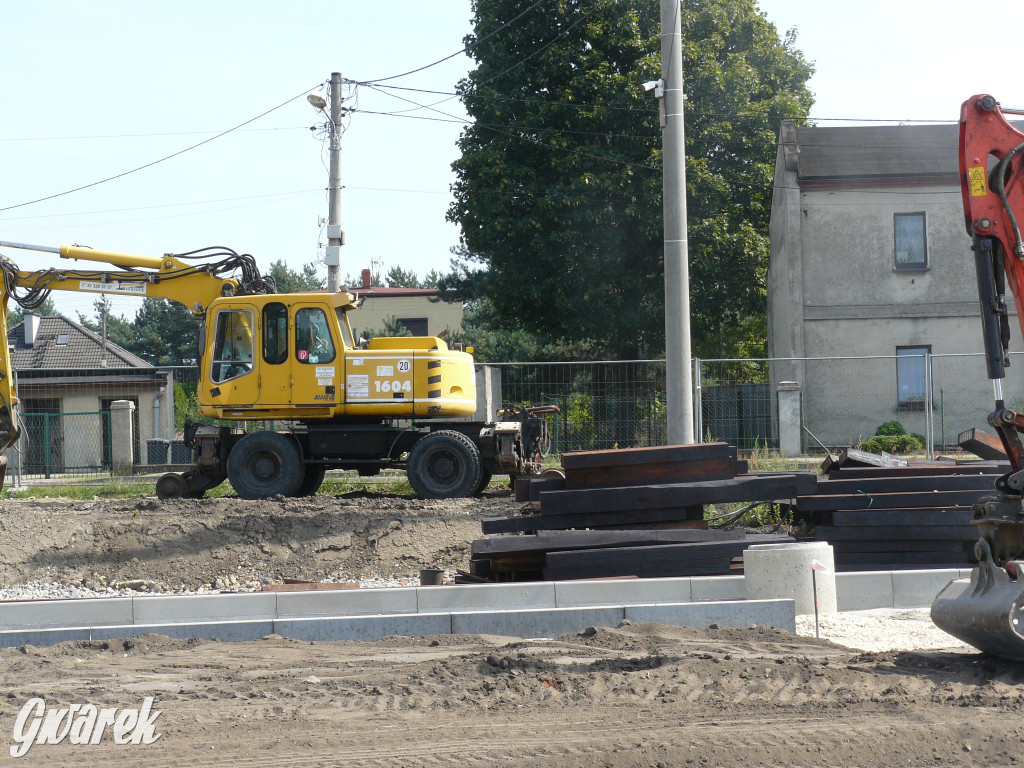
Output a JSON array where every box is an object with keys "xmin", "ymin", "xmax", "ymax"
[
  {"xmin": 276, "ymin": 613, "xmax": 451, "ymax": 642},
  {"xmin": 958, "ymin": 568, "xmax": 976, "ymax": 579},
  {"xmin": 554, "ymin": 578, "xmax": 691, "ymax": 608},
  {"xmin": 691, "ymin": 575, "xmax": 745, "ymax": 602},
  {"xmin": 745, "ymin": 542, "xmax": 836, "ymax": 616},
  {"xmin": 0, "ymin": 597, "xmax": 133, "ymax": 630},
  {"xmin": 276, "ymin": 587, "xmax": 417, "ymax": 618},
  {"xmin": 836, "ymin": 572, "xmax": 895, "ymax": 611},
  {"xmin": 892, "ymin": 569, "xmax": 962, "ymax": 608},
  {"xmin": 132, "ymin": 593, "xmax": 277, "ymax": 625},
  {"xmin": 416, "ymin": 583, "xmax": 556, "ymax": 613},
  {"xmin": 625, "ymin": 599, "xmax": 796, "ymax": 635},
  {"xmin": 451, "ymin": 606, "xmax": 624, "ymax": 639},
  {"xmin": 0, "ymin": 627, "xmax": 94, "ymax": 649},
  {"xmin": 91, "ymin": 620, "xmax": 275, "ymax": 644}
]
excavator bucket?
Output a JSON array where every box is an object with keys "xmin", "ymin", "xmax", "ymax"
[{"xmin": 931, "ymin": 564, "xmax": 1024, "ymax": 660}]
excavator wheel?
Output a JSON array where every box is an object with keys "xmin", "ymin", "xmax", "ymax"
[
  {"xmin": 294, "ymin": 464, "xmax": 326, "ymax": 497},
  {"xmin": 472, "ymin": 469, "xmax": 493, "ymax": 496},
  {"xmin": 407, "ymin": 430, "xmax": 482, "ymax": 499},
  {"xmin": 227, "ymin": 431, "xmax": 303, "ymax": 500}
]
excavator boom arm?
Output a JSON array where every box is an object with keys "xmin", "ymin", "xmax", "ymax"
[
  {"xmin": 0, "ymin": 240, "xmax": 256, "ymax": 458},
  {"xmin": 932, "ymin": 95, "xmax": 1024, "ymax": 658}
]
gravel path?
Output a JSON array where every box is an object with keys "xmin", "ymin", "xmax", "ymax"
[{"xmin": 796, "ymin": 606, "xmax": 973, "ymax": 652}]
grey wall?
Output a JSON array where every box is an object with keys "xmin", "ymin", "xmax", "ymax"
[{"xmin": 768, "ymin": 133, "xmax": 1024, "ymax": 449}]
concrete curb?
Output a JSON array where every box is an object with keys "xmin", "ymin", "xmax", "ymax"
[
  {"xmin": 0, "ymin": 599, "xmax": 795, "ymax": 649},
  {"xmin": 0, "ymin": 567, "xmax": 969, "ymax": 649}
]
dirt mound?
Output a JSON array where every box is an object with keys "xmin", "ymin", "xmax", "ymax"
[{"xmin": 0, "ymin": 490, "xmax": 519, "ymax": 589}]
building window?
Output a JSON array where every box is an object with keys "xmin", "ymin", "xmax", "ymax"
[
  {"xmin": 894, "ymin": 212, "xmax": 927, "ymax": 270},
  {"xmin": 397, "ymin": 317, "xmax": 428, "ymax": 336},
  {"xmin": 897, "ymin": 346, "xmax": 930, "ymax": 409}
]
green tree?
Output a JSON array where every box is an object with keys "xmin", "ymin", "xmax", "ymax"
[
  {"xmin": 384, "ymin": 265, "xmax": 422, "ymax": 288},
  {"xmin": 445, "ymin": 0, "xmax": 813, "ymax": 359},
  {"xmin": 359, "ymin": 314, "xmax": 414, "ymax": 340},
  {"xmin": 130, "ymin": 298, "xmax": 202, "ymax": 365},
  {"xmin": 7, "ymin": 297, "xmax": 60, "ymax": 330},
  {"xmin": 76, "ymin": 298, "xmax": 136, "ymax": 352},
  {"xmin": 267, "ymin": 260, "xmax": 325, "ymax": 293}
]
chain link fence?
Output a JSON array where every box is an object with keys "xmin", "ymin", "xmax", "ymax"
[{"xmin": 4, "ymin": 352, "xmax": 1014, "ymax": 490}]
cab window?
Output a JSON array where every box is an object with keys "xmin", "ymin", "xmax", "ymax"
[
  {"xmin": 211, "ymin": 309, "xmax": 254, "ymax": 383},
  {"xmin": 262, "ymin": 303, "xmax": 288, "ymax": 364},
  {"xmin": 335, "ymin": 308, "xmax": 355, "ymax": 349},
  {"xmin": 295, "ymin": 307, "xmax": 335, "ymax": 364}
]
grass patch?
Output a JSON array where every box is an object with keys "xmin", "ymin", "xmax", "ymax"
[{"xmin": 3, "ymin": 471, "xmax": 419, "ymax": 500}]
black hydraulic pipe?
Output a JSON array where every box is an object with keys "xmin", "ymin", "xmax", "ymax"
[{"xmin": 974, "ymin": 235, "xmax": 1010, "ymax": 380}]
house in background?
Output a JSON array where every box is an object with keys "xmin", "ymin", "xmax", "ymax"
[
  {"xmin": 768, "ymin": 120, "xmax": 1024, "ymax": 450},
  {"xmin": 6, "ymin": 313, "xmax": 174, "ymax": 474},
  {"xmin": 346, "ymin": 269, "xmax": 463, "ymax": 342}
]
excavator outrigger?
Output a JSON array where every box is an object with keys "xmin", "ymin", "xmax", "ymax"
[
  {"xmin": 0, "ymin": 241, "xmax": 550, "ymax": 501},
  {"xmin": 932, "ymin": 95, "xmax": 1024, "ymax": 658}
]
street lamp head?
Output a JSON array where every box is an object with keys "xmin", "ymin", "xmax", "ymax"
[{"xmin": 307, "ymin": 90, "xmax": 328, "ymax": 110}]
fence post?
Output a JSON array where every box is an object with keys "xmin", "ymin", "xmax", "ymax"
[
  {"xmin": 924, "ymin": 351, "xmax": 934, "ymax": 460},
  {"xmin": 43, "ymin": 413, "xmax": 51, "ymax": 479},
  {"xmin": 777, "ymin": 381, "xmax": 802, "ymax": 457},
  {"xmin": 110, "ymin": 400, "xmax": 136, "ymax": 475},
  {"xmin": 473, "ymin": 365, "xmax": 502, "ymax": 421},
  {"xmin": 693, "ymin": 358, "xmax": 702, "ymax": 443}
]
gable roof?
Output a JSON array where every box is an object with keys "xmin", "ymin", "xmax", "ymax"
[
  {"xmin": 782, "ymin": 119, "xmax": 1024, "ymax": 189},
  {"xmin": 10, "ymin": 315, "xmax": 152, "ymax": 370},
  {"xmin": 794, "ymin": 123, "xmax": 959, "ymax": 183},
  {"xmin": 348, "ymin": 286, "xmax": 440, "ymax": 299}
]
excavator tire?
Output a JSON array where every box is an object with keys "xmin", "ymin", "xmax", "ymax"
[
  {"xmin": 294, "ymin": 464, "xmax": 326, "ymax": 497},
  {"xmin": 227, "ymin": 432, "xmax": 303, "ymax": 500},
  {"xmin": 472, "ymin": 469, "xmax": 493, "ymax": 496},
  {"xmin": 407, "ymin": 430, "xmax": 482, "ymax": 499}
]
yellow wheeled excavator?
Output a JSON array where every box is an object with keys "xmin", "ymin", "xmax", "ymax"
[
  {"xmin": 0, "ymin": 241, "xmax": 550, "ymax": 500},
  {"xmin": 932, "ymin": 95, "xmax": 1024, "ymax": 658}
]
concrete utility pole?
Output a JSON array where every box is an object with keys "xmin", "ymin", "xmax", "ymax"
[
  {"xmin": 325, "ymin": 71, "xmax": 344, "ymax": 294},
  {"xmin": 660, "ymin": 0, "xmax": 695, "ymax": 444}
]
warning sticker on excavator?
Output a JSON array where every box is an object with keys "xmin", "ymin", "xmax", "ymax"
[{"xmin": 968, "ymin": 166, "xmax": 988, "ymax": 197}]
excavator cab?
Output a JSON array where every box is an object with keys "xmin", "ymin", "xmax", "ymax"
[
  {"xmin": 931, "ymin": 95, "xmax": 1024, "ymax": 658},
  {"xmin": 196, "ymin": 292, "xmax": 476, "ymax": 422}
]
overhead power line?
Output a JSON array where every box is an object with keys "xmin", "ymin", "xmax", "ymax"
[
  {"xmin": 0, "ymin": 126, "xmax": 311, "ymax": 143},
  {"xmin": 356, "ymin": 0, "xmax": 546, "ymax": 84},
  {"xmin": 364, "ymin": 85, "xmax": 660, "ymax": 172},
  {"xmin": 369, "ymin": 83, "xmax": 962, "ymax": 125},
  {"xmin": 0, "ymin": 85, "xmax": 321, "ymax": 214}
]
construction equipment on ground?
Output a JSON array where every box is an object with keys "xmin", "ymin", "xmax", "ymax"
[
  {"xmin": 932, "ymin": 95, "xmax": 1024, "ymax": 658},
  {"xmin": 0, "ymin": 241, "xmax": 550, "ymax": 500}
]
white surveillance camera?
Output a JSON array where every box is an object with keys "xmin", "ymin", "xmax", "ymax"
[{"xmin": 642, "ymin": 79, "xmax": 665, "ymax": 98}]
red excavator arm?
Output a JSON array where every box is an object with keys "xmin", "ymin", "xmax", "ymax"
[
  {"xmin": 959, "ymin": 95, "xmax": 1024, "ymax": 481},
  {"xmin": 931, "ymin": 95, "xmax": 1024, "ymax": 658}
]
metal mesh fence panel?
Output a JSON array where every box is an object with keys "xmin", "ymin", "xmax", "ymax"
[
  {"xmin": 489, "ymin": 361, "xmax": 668, "ymax": 453},
  {"xmin": 12, "ymin": 354, "xmax": 1014, "ymax": 490},
  {"xmin": 5, "ymin": 368, "xmax": 175, "ymax": 487},
  {"xmin": 695, "ymin": 359, "xmax": 774, "ymax": 450}
]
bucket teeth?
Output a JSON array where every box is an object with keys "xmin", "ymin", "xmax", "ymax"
[{"xmin": 932, "ymin": 568, "xmax": 1024, "ymax": 660}]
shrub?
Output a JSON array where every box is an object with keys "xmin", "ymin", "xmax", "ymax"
[
  {"xmin": 858, "ymin": 434, "xmax": 924, "ymax": 454},
  {"xmin": 875, "ymin": 420, "xmax": 907, "ymax": 437}
]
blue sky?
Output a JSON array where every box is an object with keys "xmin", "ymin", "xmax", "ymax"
[{"xmin": 0, "ymin": 0, "xmax": 1018, "ymax": 322}]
